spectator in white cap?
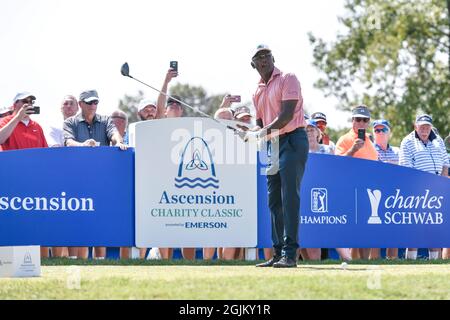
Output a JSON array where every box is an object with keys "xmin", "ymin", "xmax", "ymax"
[
  {"xmin": 399, "ymin": 114, "xmax": 449, "ymax": 260},
  {"xmin": 137, "ymin": 99, "xmax": 159, "ymax": 121},
  {"xmin": 0, "ymin": 92, "xmax": 49, "ymax": 258}
]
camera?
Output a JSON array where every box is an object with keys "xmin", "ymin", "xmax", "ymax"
[
  {"xmin": 229, "ymin": 95, "xmax": 241, "ymax": 103},
  {"xmin": 170, "ymin": 61, "xmax": 178, "ymax": 72},
  {"xmin": 358, "ymin": 128, "xmax": 365, "ymax": 140}
]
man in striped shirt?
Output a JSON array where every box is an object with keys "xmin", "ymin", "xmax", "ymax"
[{"xmin": 399, "ymin": 114, "xmax": 449, "ymax": 260}]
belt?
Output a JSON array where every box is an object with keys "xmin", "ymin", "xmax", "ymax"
[{"xmin": 278, "ymin": 127, "xmax": 304, "ymax": 139}]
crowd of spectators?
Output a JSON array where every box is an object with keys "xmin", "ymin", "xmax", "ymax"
[{"xmin": 1, "ymin": 66, "xmax": 448, "ymax": 262}]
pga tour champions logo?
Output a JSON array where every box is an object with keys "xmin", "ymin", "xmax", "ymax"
[
  {"xmin": 304, "ymin": 188, "xmax": 347, "ymax": 224},
  {"xmin": 365, "ymin": 188, "xmax": 444, "ymax": 225},
  {"xmin": 311, "ymin": 188, "xmax": 327, "ymax": 213}
]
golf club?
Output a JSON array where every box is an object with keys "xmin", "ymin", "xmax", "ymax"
[{"xmin": 120, "ymin": 62, "xmax": 251, "ymax": 141}]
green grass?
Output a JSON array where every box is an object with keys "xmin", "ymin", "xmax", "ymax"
[{"xmin": 1, "ymin": 259, "xmax": 449, "ymax": 300}]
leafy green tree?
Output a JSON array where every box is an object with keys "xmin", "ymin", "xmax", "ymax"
[
  {"xmin": 309, "ymin": 0, "xmax": 449, "ymax": 145},
  {"xmin": 169, "ymin": 83, "xmax": 227, "ymax": 117}
]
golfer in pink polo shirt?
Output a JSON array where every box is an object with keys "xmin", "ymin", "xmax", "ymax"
[{"xmin": 249, "ymin": 45, "xmax": 309, "ymax": 268}]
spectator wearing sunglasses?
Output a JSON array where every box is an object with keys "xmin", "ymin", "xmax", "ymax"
[
  {"xmin": 64, "ymin": 90, "xmax": 126, "ymax": 149},
  {"xmin": 335, "ymin": 105, "xmax": 378, "ymax": 161},
  {"xmin": 63, "ymin": 90, "xmax": 127, "ymax": 260},
  {"xmin": 0, "ymin": 92, "xmax": 49, "ymax": 258},
  {"xmin": 371, "ymin": 119, "xmax": 400, "ymax": 260},
  {"xmin": 373, "ymin": 120, "xmax": 399, "ymax": 165},
  {"xmin": 399, "ymin": 114, "xmax": 449, "ymax": 261},
  {"xmin": 335, "ymin": 105, "xmax": 378, "ymax": 260}
]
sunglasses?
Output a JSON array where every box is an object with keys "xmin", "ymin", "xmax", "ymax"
[
  {"xmin": 374, "ymin": 128, "xmax": 389, "ymax": 133},
  {"xmin": 20, "ymin": 99, "xmax": 34, "ymax": 104},
  {"xmin": 252, "ymin": 53, "xmax": 272, "ymax": 61},
  {"xmin": 84, "ymin": 100, "xmax": 99, "ymax": 105},
  {"xmin": 354, "ymin": 117, "xmax": 370, "ymax": 123}
]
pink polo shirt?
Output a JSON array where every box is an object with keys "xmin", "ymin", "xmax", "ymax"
[{"xmin": 253, "ymin": 67, "xmax": 306, "ymax": 136}]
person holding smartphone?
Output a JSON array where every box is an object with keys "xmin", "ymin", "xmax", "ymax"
[
  {"xmin": 0, "ymin": 92, "xmax": 47, "ymax": 151},
  {"xmin": 335, "ymin": 105, "xmax": 379, "ymax": 260},
  {"xmin": 0, "ymin": 92, "xmax": 49, "ymax": 258}
]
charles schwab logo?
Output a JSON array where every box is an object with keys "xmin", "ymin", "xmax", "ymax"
[{"xmin": 366, "ymin": 189, "xmax": 444, "ymax": 225}]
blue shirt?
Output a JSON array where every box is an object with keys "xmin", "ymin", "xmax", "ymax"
[
  {"xmin": 399, "ymin": 131, "xmax": 449, "ymax": 175},
  {"xmin": 64, "ymin": 113, "xmax": 118, "ymax": 146}
]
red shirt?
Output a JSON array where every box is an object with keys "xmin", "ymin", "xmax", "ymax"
[{"xmin": 0, "ymin": 115, "xmax": 48, "ymax": 151}]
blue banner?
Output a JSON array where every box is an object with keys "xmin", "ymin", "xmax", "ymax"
[
  {"xmin": 257, "ymin": 153, "xmax": 450, "ymax": 248},
  {"xmin": 1, "ymin": 148, "xmax": 448, "ymax": 247},
  {"xmin": 0, "ymin": 147, "xmax": 135, "ymax": 246}
]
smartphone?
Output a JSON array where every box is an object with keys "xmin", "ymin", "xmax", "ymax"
[
  {"xmin": 26, "ymin": 106, "xmax": 40, "ymax": 114},
  {"xmin": 229, "ymin": 95, "xmax": 241, "ymax": 103},
  {"xmin": 170, "ymin": 61, "xmax": 178, "ymax": 72},
  {"xmin": 358, "ymin": 128, "xmax": 365, "ymax": 140}
]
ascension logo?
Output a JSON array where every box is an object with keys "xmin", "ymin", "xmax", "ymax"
[
  {"xmin": 174, "ymin": 137, "xmax": 219, "ymax": 189},
  {"xmin": 23, "ymin": 252, "xmax": 32, "ymax": 265}
]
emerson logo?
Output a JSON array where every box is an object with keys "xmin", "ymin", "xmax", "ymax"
[{"xmin": 366, "ymin": 189, "xmax": 444, "ymax": 225}]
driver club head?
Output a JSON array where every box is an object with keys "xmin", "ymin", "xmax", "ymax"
[{"xmin": 121, "ymin": 62, "xmax": 130, "ymax": 77}]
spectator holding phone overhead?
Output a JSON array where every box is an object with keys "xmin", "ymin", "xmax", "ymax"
[
  {"xmin": 0, "ymin": 92, "xmax": 49, "ymax": 258},
  {"xmin": 335, "ymin": 105, "xmax": 378, "ymax": 260}
]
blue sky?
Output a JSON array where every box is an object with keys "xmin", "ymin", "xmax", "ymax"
[{"xmin": 0, "ymin": 0, "xmax": 351, "ymax": 129}]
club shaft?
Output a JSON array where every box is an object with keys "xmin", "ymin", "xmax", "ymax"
[{"xmin": 129, "ymin": 76, "xmax": 218, "ymax": 121}]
